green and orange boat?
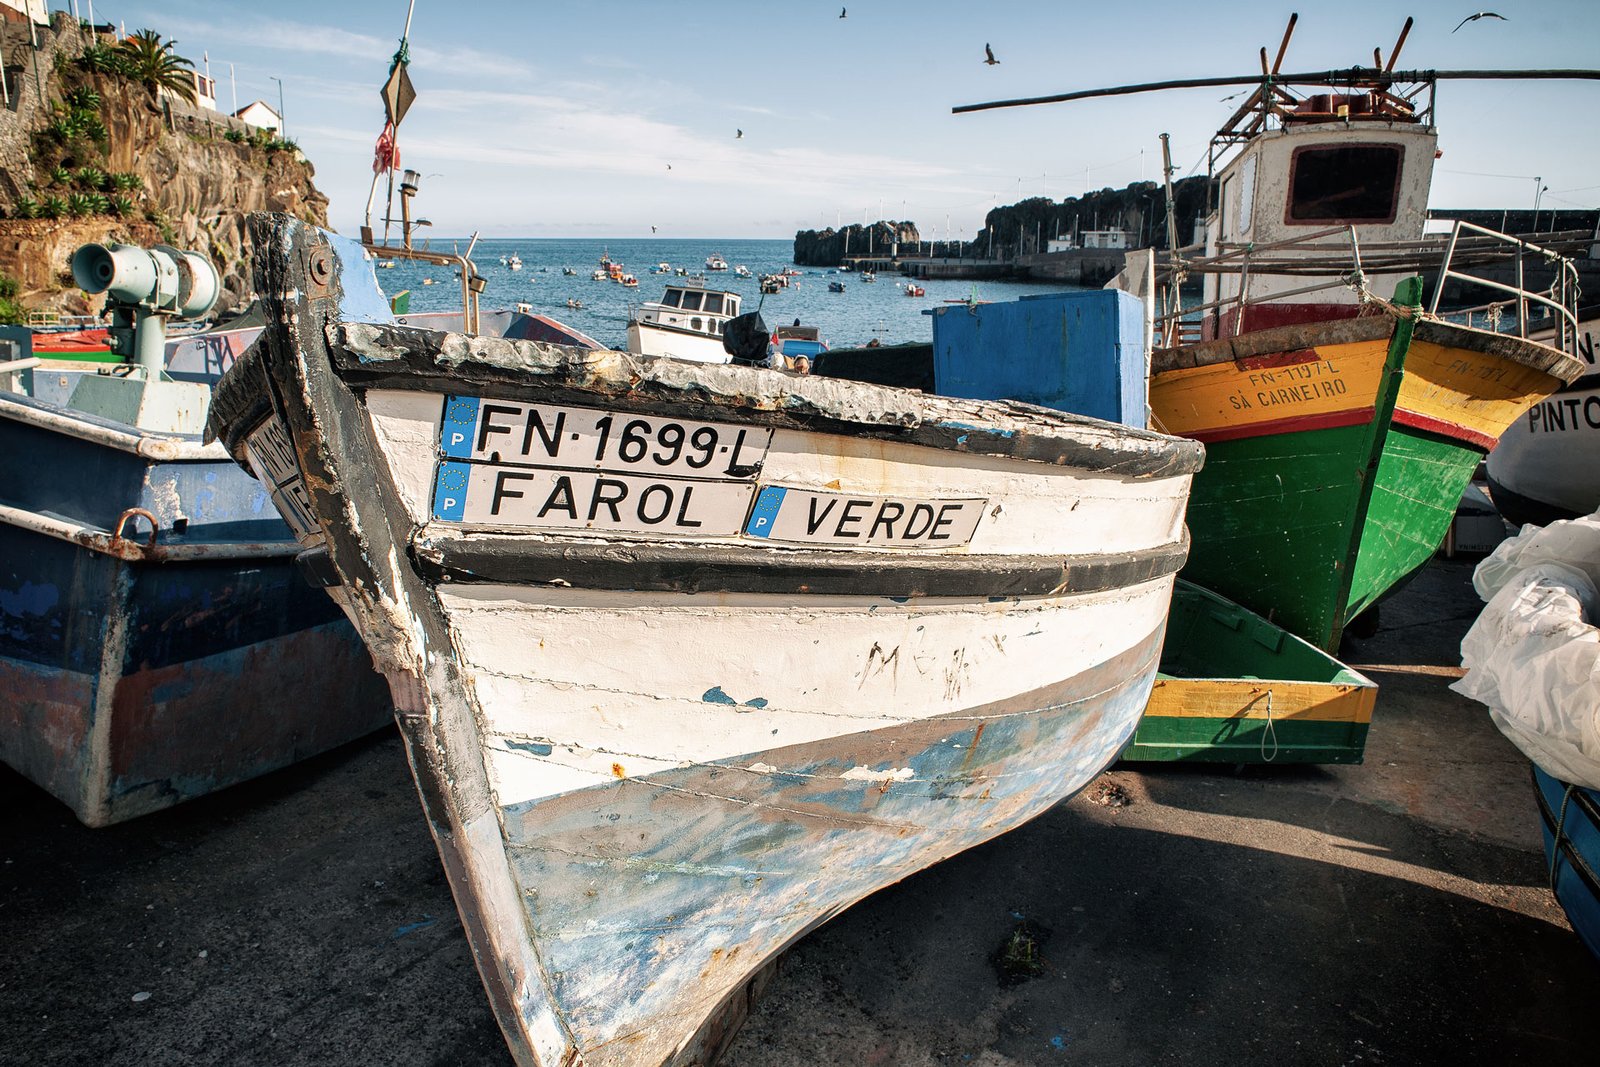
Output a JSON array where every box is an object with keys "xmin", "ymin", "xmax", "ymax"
[{"xmin": 958, "ymin": 19, "xmax": 1594, "ymax": 759}]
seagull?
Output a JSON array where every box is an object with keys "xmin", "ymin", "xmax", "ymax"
[
  {"xmin": 839, "ymin": 7, "xmax": 846, "ymax": 18},
  {"xmin": 984, "ymin": 43, "xmax": 1000, "ymax": 65},
  {"xmin": 666, "ymin": 163, "xmax": 672, "ymax": 170},
  {"xmin": 651, "ymin": 225, "xmax": 657, "ymax": 234},
  {"xmin": 1452, "ymin": 11, "xmax": 1507, "ymax": 31},
  {"xmin": 736, "ymin": 128, "xmax": 743, "ymax": 139}
]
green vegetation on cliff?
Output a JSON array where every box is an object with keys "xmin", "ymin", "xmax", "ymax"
[{"xmin": 0, "ymin": 14, "xmax": 328, "ymax": 314}]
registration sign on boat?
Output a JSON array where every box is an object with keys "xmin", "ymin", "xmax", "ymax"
[
  {"xmin": 244, "ymin": 418, "xmax": 321, "ymax": 538},
  {"xmin": 743, "ymin": 487, "xmax": 986, "ymax": 549},
  {"xmin": 433, "ymin": 397, "xmax": 769, "ymax": 537},
  {"xmin": 438, "ymin": 397, "xmax": 770, "ymax": 478}
]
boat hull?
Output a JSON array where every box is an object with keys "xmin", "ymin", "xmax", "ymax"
[
  {"xmin": 1532, "ymin": 763, "xmax": 1600, "ymax": 963},
  {"xmin": 208, "ymin": 216, "xmax": 1203, "ymax": 1067},
  {"xmin": 626, "ymin": 320, "xmax": 733, "ymax": 364},
  {"xmin": 1486, "ymin": 375, "xmax": 1600, "ymax": 527},
  {"xmin": 0, "ymin": 391, "xmax": 391, "ymax": 826},
  {"xmin": 1123, "ymin": 581, "xmax": 1377, "ymax": 764},
  {"xmin": 1151, "ymin": 300, "xmax": 1576, "ymax": 651}
]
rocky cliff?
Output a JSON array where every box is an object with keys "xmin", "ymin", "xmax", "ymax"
[
  {"xmin": 0, "ymin": 14, "xmax": 327, "ymax": 317},
  {"xmin": 976, "ymin": 179, "xmax": 1208, "ymax": 259},
  {"xmin": 793, "ymin": 221, "xmax": 920, "ymax": 266}
]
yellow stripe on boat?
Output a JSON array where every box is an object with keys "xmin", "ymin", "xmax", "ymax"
[
  {"xmin": 1149, "ymin": 337, "xmax": 1387, "ymax": 442},
  {"xmin": 1144, "ymin": 677, "xmax": 1377, "ymax": 724},
  {"xmin": 1393, "ymin": 339, "xmax": 1566, "ymax": 450}
]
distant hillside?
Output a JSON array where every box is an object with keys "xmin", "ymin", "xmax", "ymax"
[
  {"xmin": 0, "ymin": 13, "xmax": 328, "ymax": 317},
  {"xmin": 976, "ymin": 177, "xmax": 1209, "ymax": 258},
  {"xmin": 793, "ymin": 221, "xmax": 921, "ymax": 266}
]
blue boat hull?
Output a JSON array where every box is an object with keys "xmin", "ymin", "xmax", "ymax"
[
  {"xmin": 1533, "ymin": 763, "xmax": 1600, "ymax": 963},
  {"xmin": 0, "ymin": 391, "xmax": 391, "ymax": 826}
]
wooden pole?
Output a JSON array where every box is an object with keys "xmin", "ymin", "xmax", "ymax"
[
  {"xmin": 1385, "ymin": 18, "xmax": 1414, "ymax": 74},
  {"xmin": 954, "ymin": 68, "xmax": 1600, "ymax": 115},
  {"xmin": 1271, "ymin": 13, "xmax": 1298, "ymax": 75}
]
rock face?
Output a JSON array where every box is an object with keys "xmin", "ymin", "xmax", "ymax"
[
  {"xmin": 0, "ymin": 14, "xmax": 328, "ymax": 316},
  {"xmin": 793, "ymin": 221, "xmax": 920, "ymax": 266}
]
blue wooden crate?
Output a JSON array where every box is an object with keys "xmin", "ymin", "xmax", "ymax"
[{"xmin": 928, "ymin": 290, "xmax": 1147, "ymax": 428}]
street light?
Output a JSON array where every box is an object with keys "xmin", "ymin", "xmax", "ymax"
[{"xmin": 269, "ymin": 75, "xmax": 285, "ymax": 138}]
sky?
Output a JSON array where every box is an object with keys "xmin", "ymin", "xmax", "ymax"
[{"xmin": 56, "ymin": 0, "xmax": 1600, "ymax": 239}]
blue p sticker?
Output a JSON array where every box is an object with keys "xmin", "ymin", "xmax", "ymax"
[
  {"xmin": 744, "ymin": 486, "xmax": 786, "ymax": 538},
  {"xmin": 433, "ymin": 460, "xmax": 471, "ymax": 521},
  {"xmin": 440, "ymin": 396, "xmax": 480, "ymax": 458}
]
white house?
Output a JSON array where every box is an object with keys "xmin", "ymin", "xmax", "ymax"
[
  {"xmin": 163, "ymin": 70, "xmax": 217, "ymax": 111},
  {"xmin": 234, "ymin": 100, "xmax": 280, "ymax": 133},
  {"xmin": 1047, "ymin": 230, "xmax": 1133, "ymax": 253},
  {"xmin": 0, "ymin": 0, "xmax": 47, "ymax": 26}
]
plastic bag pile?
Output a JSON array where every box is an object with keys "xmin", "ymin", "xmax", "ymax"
[{"xmin": 1454, "ymin": 514, "xmax": 1600, "ymax": 789}]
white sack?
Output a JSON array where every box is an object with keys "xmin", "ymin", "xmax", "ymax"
[{"xmin": 1453, "ymin": 512, "xmax": 1600, "ymax": 789}]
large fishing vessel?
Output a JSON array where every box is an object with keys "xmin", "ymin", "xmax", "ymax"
[{"xmin": 958, "ymin": 17, "xmax": 1592, "ymax": 651}]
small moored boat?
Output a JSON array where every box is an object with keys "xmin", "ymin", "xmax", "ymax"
[
  {"xmin": 626, "ymin": 276, "xmax": 744, "ymax": 364},
  {"xmin": 208, "ymin": 214, "xmax": 1203, "ymax": 1067},
  {"xmin": 704, "ymin": 252, "xmax": 728, "ymax": 271}
]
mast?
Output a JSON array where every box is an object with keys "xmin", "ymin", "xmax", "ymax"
[{"xmin": 364, "ymin": 0, "xmax": 419, "ymax": 243}]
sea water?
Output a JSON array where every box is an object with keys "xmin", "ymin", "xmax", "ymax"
[{"xmin": 373, "ymin": 237, "xmax": 1085, "ymax": 350}]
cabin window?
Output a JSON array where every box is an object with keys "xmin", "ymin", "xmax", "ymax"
[
  {"xmin": 691, "ymin": 317, "xmax": 703, "ymax": 332},
  {"xmin": 661, "ymin": 290, "xmax": 682, "ymax": 308},
  {"xmin": 680, "ymin": 291, "xmax": 704, "ymax": 311},
  {"xmin": 1218, "ymin": 176, "xmax": 1234, "ymax": 241},
  {"xmin": 703, "ymin": 293, "xmax": 724, "ymax": 314},
  {"xmin": 1286, "ymin": 144, "xmax": 1402, "ymax": 224}
]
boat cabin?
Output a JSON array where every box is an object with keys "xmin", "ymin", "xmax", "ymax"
[
  {"xmin": 635, "ymin": 278, "xmax": 742, "ymax": 339},
  {"xmin": 1200, "ymin": 88, "xmax": 1438, "ymax": 335}
]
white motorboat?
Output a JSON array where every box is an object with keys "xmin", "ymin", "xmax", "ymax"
[{"xmin": 626, "ymin": 276, "xmax": 744, "ymax": 364}]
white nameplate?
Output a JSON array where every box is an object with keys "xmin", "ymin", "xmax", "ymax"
[
  {"xmin": 244, "ymin": 418, "xmax": 321, "ymax": 538},
  {"xmin": 438, "ymin": 396, "xmax": 771, "ymax": 480},
  {"xmin": 434, "ymin": 462, "xmax": 755, "ymax": 537},
  {"xmin": 743, "ymin": 487, "xmax": 986, "ymax": 549}
]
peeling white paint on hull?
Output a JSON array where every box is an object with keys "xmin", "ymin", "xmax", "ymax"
[{"xmin": 207, "ymin": 217, "xmax": 1204, "ymax": 1067}]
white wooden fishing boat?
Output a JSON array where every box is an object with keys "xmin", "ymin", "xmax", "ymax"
[
  {"xmin": 208, "ymin": 215, "xmax": 1202, "ymax": 1066},
  {"xmin": 626, "ymin": 276, "xmax": 743, "ymax": 364},
  {"xmin": 1486, "ymin": 314, "xmax": 1600, "ymax": 526}
]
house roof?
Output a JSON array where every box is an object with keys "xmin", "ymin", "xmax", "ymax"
[{"xmin": 234, "ymin": 100, "xmax": 280, "ymax": 120}]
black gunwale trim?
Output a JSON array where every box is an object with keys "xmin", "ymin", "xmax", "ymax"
[
  {"xmin": 410, "ymin": 530, "xmax": 1190, "ymax": 598},
  {"xmin": 326, "ymin": 322, "xmax": 1205, "ymax": 481}
]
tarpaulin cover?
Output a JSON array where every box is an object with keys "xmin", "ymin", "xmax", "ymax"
[
  {"xmin": 721, "ymin": 311, "xmax": 768, "ymax": 365},
  {"xmin": 1454, "ymin": 513, "xmax": 1600, "ymax": 789}
]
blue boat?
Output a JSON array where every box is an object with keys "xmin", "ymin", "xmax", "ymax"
[
  {"xmin": 1532, "ymin": 763, "xmax": 1600, "ymax": 962},
  {"xmin": 0, "ymin": 244, "xmax": 391, "ymax": 825}
]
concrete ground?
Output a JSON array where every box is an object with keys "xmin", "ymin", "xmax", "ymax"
[{"xmin": 3, "ymin": 558, "xmax": 1597, "ymax": 1066}]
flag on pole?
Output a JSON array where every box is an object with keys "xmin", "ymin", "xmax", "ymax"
[{"xmin": 373, "ymin": 120, "xmax": 399, "ymax": 174}]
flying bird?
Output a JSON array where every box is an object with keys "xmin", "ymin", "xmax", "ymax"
[
  {"xmin": 984, "ymin": 43, "xmax": 1000, "ymax": 65},
  {"xmin": 1452, "ymin": 11, "xmax": 1507, "ymax": 31},
  {"xmin": 839, "ymin": 7, "xmax": 847, "ymax": 18},
  {"xmin": 651, "ymin": 225, "xmax": 657, "ymax": 234},
  {"xmin": 666, "ymin": 163, "xmax": 672, "ymax": 170},
  {"xmin": 736, "ymin": 128, "xmax": 743, "ymax": 139}
]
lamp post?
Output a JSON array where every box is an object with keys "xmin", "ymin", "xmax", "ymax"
[
  {"xmin": 400, "ymin": 169, "xmax": 420, "ymax": 248},
  {"xmin": 269, "ymin": 76, "xmax": 285, "ymax": 138}
]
